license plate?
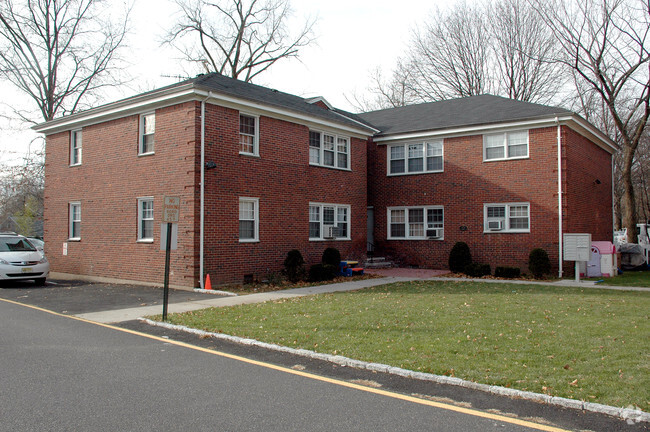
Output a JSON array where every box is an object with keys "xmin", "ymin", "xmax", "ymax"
[{"xmin": 21, "ymin": 267, "xmax": 33, "ymax": 273}]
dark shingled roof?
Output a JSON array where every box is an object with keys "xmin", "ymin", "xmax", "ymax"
[
  {"xmin": 186, "ymin": 73, "xmax": 375, "ymax": 132},
  {"xmin": 356, "ymin": 95, "xmax": 573, "ymax": 136}
]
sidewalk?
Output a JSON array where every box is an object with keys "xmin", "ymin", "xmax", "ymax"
[{"xmin": 74, "ymin": 276, "xmax": 415, "ymax": 323}]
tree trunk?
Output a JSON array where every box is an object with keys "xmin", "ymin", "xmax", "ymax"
[{"xmin": 622, "ymin": 145, "xmax": 639, "ymax": 243}]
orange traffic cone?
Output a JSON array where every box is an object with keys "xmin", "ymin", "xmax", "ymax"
[{"xmin": 205, "ymin": 274, "xmax": 212, "ymax": 290}]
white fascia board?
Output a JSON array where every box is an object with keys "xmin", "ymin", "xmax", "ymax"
[
  {"xmin": 33, "ymin": 86, "xmax": 374, "ymax": 139},
  {"xmin": 373, "ymin": 117, "xmax": 567, "ymax": 143},
  {"xmin": 373, "ymin": 114, "xmax": 617, "ymax": 154},
  {"xmin": 565, "ymin": 116, "xmax": 618, "ymax": 154},
  {"xmin": 196, "ymin": 90, "xmax": 373, "ymax": 138},
  {"xmin": 32, "ymin": 85, "xmax": 196, "ymax": 135}
]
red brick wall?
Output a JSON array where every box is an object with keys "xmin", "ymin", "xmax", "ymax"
[
  {"xmin": 202, "ymin": 103, "xmax": 367, "ymax": 285},
  {"xmin": 562, "ymin": 127, "xmax": 613, "ymax": 250},
  {"xmin": 367, "ymin": 126, "xmax": 611, "ymax": 275},
  {"xmin": 43, "ymin": 102, "xmax": 199, "ymax": 287}
]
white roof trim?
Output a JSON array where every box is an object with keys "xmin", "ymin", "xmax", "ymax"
[
  {"xmin": 305, "ymin": 96, "xmax": 334, "ymax": 109},
  {"xmin": 33, "ymin": 86, "xmax": 375, "ymax": 138},
  {"xmin": 196, "ymin": 90, "xmax": 373, "ymax": 138},
  {"xmin": 373, "ymin": 115, "xmax": 617, "ymax": 154}
]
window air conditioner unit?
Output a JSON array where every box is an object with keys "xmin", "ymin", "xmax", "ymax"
[
  {"xmin": 487, "ymin": 220, "xmax": 504, "ymax": 231},
  {"xmin": 426, "ymin": 229, "xmax": 442, "ymax": 239},
  {"xmin": 324, "ymin": 225, "xmax": 337, "ymax": 239}
]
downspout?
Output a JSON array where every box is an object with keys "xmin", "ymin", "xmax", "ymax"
[
  {"xmin": 556, "ymin": 117, "xmax": 563, "ymax": 278},
  {"xmin": 199, "ymin": 93, "xmax": 212, "ymax": 289}
]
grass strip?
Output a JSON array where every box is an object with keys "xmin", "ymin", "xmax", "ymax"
[{"xmin": 158, "ymin": 280, "xmax": 649, "ymax": 411}]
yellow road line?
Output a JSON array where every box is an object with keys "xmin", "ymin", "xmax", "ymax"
[{"xmin": 0, "ymin": 297, "xmax": 570, "ymax": 432}]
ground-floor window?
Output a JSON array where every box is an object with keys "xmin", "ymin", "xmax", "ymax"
[
  {"xmin": 69, "ymin": 202, "xmax": 81, "ymax": 240},
  {"xmin": 309, "ymin": 203, "xmax": 350, "ymax": 240},
  {"xmin": 484, "ymin": 202, "xmax": 530, "ymax": 233},
  {"xmin": 387, "ymin": 206, "xmax": 444, "ymax": 240},
  {"xmin": 137, "ymin": 197, "xmax": 154, "ymax": 241},
  {"xmin": 239, "ymin": 197, "xmax": 259, "ymax": 242}
]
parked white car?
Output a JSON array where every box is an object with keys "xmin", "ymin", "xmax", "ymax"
[{"xmin": 0, "ymin": 233, "xmax": 49, "ymax": 285}]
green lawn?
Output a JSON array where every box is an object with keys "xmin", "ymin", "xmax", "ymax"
[
  {"xmin": 158, "ymin": 281, "xmax": 649, "ymax": 411},
  {"xmin": 588, "ymin": 270, "xmax": 650, "ymax": 287}
]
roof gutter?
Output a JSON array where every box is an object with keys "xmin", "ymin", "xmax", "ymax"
[{"xmin": 372, "ymin": 114, "xmax": 617, "ymax": 154}]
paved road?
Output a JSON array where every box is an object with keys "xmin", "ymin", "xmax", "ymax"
[{"xmin": 1, "ymin": 298, "xmax": 566, "ymax": 432}]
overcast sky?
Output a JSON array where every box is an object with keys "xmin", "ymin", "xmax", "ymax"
[{"xmin": 0, "ymin": 0, "xmax": 454, "ymax": 165}]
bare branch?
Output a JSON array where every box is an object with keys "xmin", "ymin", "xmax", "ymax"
[{"xmin": 165, "ymin": 0, "xmax": 315, "ymax": 82}]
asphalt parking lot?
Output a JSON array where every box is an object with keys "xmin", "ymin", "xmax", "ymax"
[{"xmin": 0, "ymin": 279, "xmax": 213, "ymax": 315}]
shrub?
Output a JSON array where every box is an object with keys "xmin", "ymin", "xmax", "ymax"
[
  {"xmin": 449, "ymin": 242, "xmax": 472, "ymax": 273},
  {"xmin": 529, "ymin": 248, "xmax": 551, "ymax": 278},
  {"xmin": 495, "ymin": 266, "xmax": 521, "ymax": 278},
  {"xmin": 322, "ymin": 247, "xmax": 341, "ymax": 267},
  {"xmin": 283, "ymin": 249, "xmax": 306, "ymax": 282},
  {"xmin": 308, "ymin": 263, "xmax": 338, "ymax": 282},
  {"xmin": 263, "ymin": 271, "xmax": 284, "ymax": 286},
  {"xmin": 463, "ymin": 263, "xmax": 491, "ymax": 277}
]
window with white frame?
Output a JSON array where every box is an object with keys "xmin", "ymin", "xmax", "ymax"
[
  {"xmin": 69, "ymin": 202, "xmax": 81, "ymax": 240},
  {"xmin": 239, "ymin": 198, "xmax": 259, "ymax": 242},
  {"xmin": 70, "ymin": 130, "xmax": 82, "ymax": 166},
  {"xmin": 388, "ymin": 206, "xmax": 444, "ymax": 239},
  {"xmin": 483, "ymin": 130, "xmax": 528, "ymax": 161},
  {"xmin": 138, "ymin": 197, "xmax": 154, "ymax": 241},
  {"xmin": 309, "ymin": 203, "xmax": 350, "ymax": 240},
  {"xmin": 139, "ymin": 112, "xmax": 155, "ymax": 155},
  {"xmin": 484, "ymin": 203, "xmax": 530, "ymax": 232},
  {"xmin": 389, "ymin": 141, "xmax": 443, "ymax": 175},
  {"xmin": 239, "ymin": 114, "xmax": 258, "ymax": 155},
  {"xmin": 309, "ymin": 131, "xmax": 349, "ymax": 169}
]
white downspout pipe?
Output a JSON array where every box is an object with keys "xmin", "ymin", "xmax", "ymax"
[
  {"xmin": 199, "ymin": 93, "xmax": 211, "ymax": 289},
  {"xmin": 556, "ymin": 117, "xmax": 563, "ymax": 278}
]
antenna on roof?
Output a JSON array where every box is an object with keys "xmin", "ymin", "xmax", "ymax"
[{"xmin": 161, "ymin": 74, "xmax": 191, "ymax": 82}]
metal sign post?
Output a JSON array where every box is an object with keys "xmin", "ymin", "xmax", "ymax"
[
  {"xmin": 161, "ymin": 196, "xmax": 180, "ymax": 321},
  {"xmin": 162, "ymin": 222, "xmax": 172, "ymax": 321}
]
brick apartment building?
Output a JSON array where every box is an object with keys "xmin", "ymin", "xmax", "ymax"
[{"xmin": 34, "ymin": 73, "xmax": 616, "ymax": 288}]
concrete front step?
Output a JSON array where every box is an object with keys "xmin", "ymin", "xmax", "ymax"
[{"xmin": 364, "ymin": 257, "xmax": 394, "ymax": 268}]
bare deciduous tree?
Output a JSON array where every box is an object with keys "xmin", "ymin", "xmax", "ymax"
[
  {"xmin": 408, "ymin": 2, "xmax": 492, "ymax": 100},
  {"xmin": 367, "ymin": 0, "xmax": 562, "ymax": 106},
  {"xmin": 346, "ymin": 64, "xmax": 420, "ymax": 112},
  {"xmin": 167, "ymin": 0, "xmax": 315, "ymax": 82},
  {"xmin": 0, "ymin": 0, "xmax": 130, "ymax": 123},
  {"xmin": 489, "ymin": 0, "xmax": 561, "ymax": 103},
  {"xmin": 532, "ymin": 0, "xmax": 650, "ymax": 243}
]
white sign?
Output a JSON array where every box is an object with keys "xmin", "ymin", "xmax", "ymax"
[
  {"xmin": 563, "ymin": 233, "xmax": 592, "ymax": 262},
  {"xmin": 62, "ymin": 242, "xmax": 68, "ymax": 256},
  {"xmin": 160, "ymin": 223, "xmax": 178, "ymax": 251},
  {"xmin": 162, "ymin": 196, "xmax": 181, "ymax": 223}
]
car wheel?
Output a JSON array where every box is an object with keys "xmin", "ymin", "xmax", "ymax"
[{"xmin": 34, "ymin": 278, "xmax": 46, "ymax": 286}]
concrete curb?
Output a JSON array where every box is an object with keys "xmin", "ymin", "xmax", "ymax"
[
  {"xmin": 140, "ymin": 318, "xmax": 648, "ymax": 425},
  {"xmin": 193, "ymin": 289, "xmax": 238, "ymax": 296}
]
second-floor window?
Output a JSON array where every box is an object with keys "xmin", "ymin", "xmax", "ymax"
[
  {"xmin": 309, "ymin": 131, "xmax": 349, "ymax": 170},
  {"xmin": 484, "ymin": 130, "xmax": 528, "ymax": 161},
  {"xmin": 70, "ymin": 130, "xmax": 82, "ymax": 166},
  {"xmin": 139, "ymin": 113, "xmax": 155, "ymax": 155},
  {"xmin": 239, "ymin": 114, "xmax": 258, "ymax": 155},
  {"xmin": 389, "ymin": 141, "xmax": 443, "ymax": 175}
]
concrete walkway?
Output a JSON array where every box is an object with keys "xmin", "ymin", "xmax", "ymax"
[
  {"xmin": 74, "ymin": 276, "xmax": 416, "ymax": 323},
  {"xmin": 75, "ymin": 270, "xmax": 649, "ymax": 323}
]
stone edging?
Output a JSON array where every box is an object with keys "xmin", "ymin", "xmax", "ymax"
[{"xmin": 139, "ymin": 318, "xmax": 648, "ymax": 425}]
